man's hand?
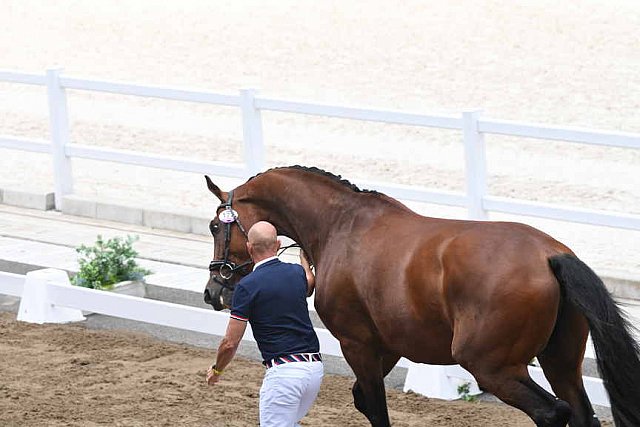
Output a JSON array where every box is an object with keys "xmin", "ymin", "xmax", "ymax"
[
  {"xmin": 300, "ymin": 250, "xmax": 316, "ymax": 296},
  {"xmin": 206, "ymin": 319, "xmax": 247, "ymax": 387},
  {"xmin": 206, "ymin": 366, "xmax": 222, "ymax": 385},
  {"xmin": 299, "ymin": 250, "xmax": 312, "ymax": 269}
]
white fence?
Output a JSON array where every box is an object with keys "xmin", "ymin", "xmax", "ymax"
[
  {"xmin": 1, "ymin": 269, "xmax": 610, "ymax": 407},
  {"xmin": 1, "ymin": 68, "xmax": 640, "ymax": 230}
]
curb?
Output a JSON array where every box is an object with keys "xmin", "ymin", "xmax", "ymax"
[
  {"xmin": 0, "ymin": 189, "xmax": 55, "ymax": 211},
  {"xmin": 0, "ymin": 190, "xmax": 210, "ymax": 236},
  {"xmin": 599, "ymin": 272, "xmax": 640, "ymax": 301},
  {"xmin": 61, "ymin": 195, "xmax": 211, "ymax": 236}
]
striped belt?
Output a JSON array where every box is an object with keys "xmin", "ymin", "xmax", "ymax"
[{"xmin": 263, "ymin": 352, "xmax": 322, "ymax": 369}]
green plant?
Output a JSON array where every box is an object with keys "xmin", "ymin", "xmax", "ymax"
[
  {"xmin": 457, "ymin": 382, "xmax": 477, "ymax": 402},
  {"xmin": 71, "ymin": 235, "xmax": 150, "ymax": 290}
]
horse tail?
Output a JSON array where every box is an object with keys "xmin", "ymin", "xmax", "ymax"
[{"xmin": 548, "ymin": 253, "xmax": 640, "ymax": 426}]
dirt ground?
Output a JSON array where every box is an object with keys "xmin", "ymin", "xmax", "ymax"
[{"xmin": 0, "ymin": 312, "xmax": 567, "ymax": 427}]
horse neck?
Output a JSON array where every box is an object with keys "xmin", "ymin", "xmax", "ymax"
[{"xmin": 246, "ymin": 174, "xmax": 369, "ymax": 263}]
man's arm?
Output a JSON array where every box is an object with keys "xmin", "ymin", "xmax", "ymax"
[
  {"xmin": 206, "ymin": 318, "xmax": 247, "ymax": 385},
  {"xmin": 300, "ymin": 250, "xmax": 316, "ymax": 297}
]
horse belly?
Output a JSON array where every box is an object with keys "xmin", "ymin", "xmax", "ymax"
[
  {"xmin": 314, "ymin": 262, "xmax": 456, "ymax": 364},
  {"xmin": 376, "ymin": 314, "xmax": 457, "ymax": 365}
]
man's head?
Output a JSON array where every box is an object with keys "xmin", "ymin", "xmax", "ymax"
[{"xmin": 247, "ymin": 221, "xmax": 280, "ymax": 262}]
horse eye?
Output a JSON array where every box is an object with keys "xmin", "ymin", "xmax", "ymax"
[{"xmin": 210, "ymin": 222, "xmax": 220, "ymax": 235}]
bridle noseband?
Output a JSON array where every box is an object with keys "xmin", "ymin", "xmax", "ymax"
[{"xmin": 208, "ymin": 190, "xmax": 253, "ymax": 291}]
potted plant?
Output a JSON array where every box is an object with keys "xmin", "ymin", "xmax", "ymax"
[{"xmin": 71, "ymin": 235, "xmax": 150, "ymax": 302}]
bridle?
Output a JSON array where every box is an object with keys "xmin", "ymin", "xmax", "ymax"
[
  {"xmin": 207, "ymin": 190, "xmax": 303, "ymax": 294},
  {"xmin": 208, "ymin": 190, "xmax": 253, "ymax": 291}
]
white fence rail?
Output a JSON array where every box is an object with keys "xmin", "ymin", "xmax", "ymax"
[
  {"xmin": 1, "ymin": 269, "xmax": 609, "ymax": 407},
  {"xmin": 1, "ymin": 269, "xmax": 344, "ymax": 362},
  {"xmin": 1, "ymin": 68, "xmax": 639, "ymax": 230}
]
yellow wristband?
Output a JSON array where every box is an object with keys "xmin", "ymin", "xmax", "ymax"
[{"xmin": 211, "ymin": 365, "xmax": 223, "ymax": 376}]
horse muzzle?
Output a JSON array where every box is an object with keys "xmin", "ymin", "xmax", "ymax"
[
  {"xmin": 204, "ymin": 275, "xmax": 235, "ymax": 311},
  {"xmin": 203, "ymin": 288, "xmax": 224, "ymax": 311}
]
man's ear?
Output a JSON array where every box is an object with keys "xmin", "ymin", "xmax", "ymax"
[{"xmin": 205, "ymin": 175, "xmax": 226, "ymax": 202}]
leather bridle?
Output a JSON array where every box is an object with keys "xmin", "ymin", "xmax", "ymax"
[{"xmin": 208, "ymin": 190, "xmax": 253, "ymax": 291}]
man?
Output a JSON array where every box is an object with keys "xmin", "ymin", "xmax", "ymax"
[{"xmin": 206, "ymin": 221, "xmax": 323, "ymax": 427}]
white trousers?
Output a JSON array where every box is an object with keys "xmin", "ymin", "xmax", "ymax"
[{"xmin": 259, "ymin": 361, "xmax": 324, "ymax": 427}]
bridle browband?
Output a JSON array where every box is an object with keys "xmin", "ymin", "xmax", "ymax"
[{"xmin": 208, "ymin": 190, "xmax": 253, "ymax": 291}]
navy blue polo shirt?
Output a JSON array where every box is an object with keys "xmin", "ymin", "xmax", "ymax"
[{"xmin": 230, "ymin": 258, "xmax": 320, "ymax": 361}]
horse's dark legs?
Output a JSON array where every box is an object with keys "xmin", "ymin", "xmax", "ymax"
[
  {"xmin": 470, "ymin": 364, "xmax": 572, "ymax": 426},
  {"xmin": 454, "ymin": 315, "xmax": 572, "ymax": 426},
  {"xmin": 341, "ymin": 340, "xmax": 391, "ymax": 427},
  {"xmin": 352, "ymin": 353, "xmax": 400, "ymax": 417},
  {"xmin": 538, "ymin": 303, "xmax": 600, "ymax": 427}
]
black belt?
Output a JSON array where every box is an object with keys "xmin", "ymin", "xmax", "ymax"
[{"xmin": 263, "ymin": 352, "xmax": 322, "ymax": 369}]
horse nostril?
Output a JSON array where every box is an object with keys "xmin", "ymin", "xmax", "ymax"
[{"xmin": 203, "ymin": 289, "xmax": 212, "ymax": 304}]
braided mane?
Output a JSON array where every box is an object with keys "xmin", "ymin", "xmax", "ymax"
[{"xmin": 248, "ymin": 165, "xmax": 379, "ymax": 194}]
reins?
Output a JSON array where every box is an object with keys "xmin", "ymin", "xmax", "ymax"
[{"xmin": 278, "ymin": 243, "xmax": 300, "ymax": 256}]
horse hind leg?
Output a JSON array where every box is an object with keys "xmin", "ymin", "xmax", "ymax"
[
  {"xmin": 537, "ymin": 302, "xmax": 601, "ymax": 427},
  {"xmin": 470, "ymin": 364, "xmax": 572, "ymax": 427},
  {"xmin": 453, "ymin": 316, "xmax": 572, "ymax": 426}
]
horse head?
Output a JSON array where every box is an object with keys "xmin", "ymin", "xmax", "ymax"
[
  {"xmin": 202, "ymin": 175, "xmax": 263, "ymax": 310},
  {"xmin": 202, "ymin": 166, "xmax": 364, "ymax": 310}
]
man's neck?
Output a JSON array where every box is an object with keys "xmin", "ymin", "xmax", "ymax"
[{"xmin": 253, "ymin": 255, "xmax": 278, "ymax": 270}]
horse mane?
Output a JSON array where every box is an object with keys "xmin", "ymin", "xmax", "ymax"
[{"xmin": 248, "ymin": 165, "xmax": 380, "ymax": 195}]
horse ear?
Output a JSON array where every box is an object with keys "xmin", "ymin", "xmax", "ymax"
[{"xmin": 204, "ymin": 175, "xmax": 225, "ymax": 202}]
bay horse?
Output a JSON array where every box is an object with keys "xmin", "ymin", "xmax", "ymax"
[{"xmin": 202, "ymin": 165, "xmax": 640, "ymax": 427}]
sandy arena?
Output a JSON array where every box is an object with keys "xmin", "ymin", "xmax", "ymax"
[{"xmin": 0, "ymin": 312, "xmax": 562, "ymax": 427}]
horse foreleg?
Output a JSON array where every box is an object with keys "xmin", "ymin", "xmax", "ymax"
[
  {"xmin": 352, "ymin": 353, "xmax": 400, "ymax": 416},
  {"xmin": 341, "ymin": 340, "xmax": 391, "ymax": 427}
]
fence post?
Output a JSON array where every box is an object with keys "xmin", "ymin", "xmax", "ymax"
[
  {"xmin": 462, "ymin": 110, "xmax": 488, "ymax": 220},
  {"xmin": 17, "ymin": 268, "xmax": 85, "ymax": 324},
  {"xmin": 46, "ymin": 68, "xmax": 73, "ymax": 211},
  {"xmin": 240, "ymin": 88, "xmax": 265, "ymax": 176}
]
